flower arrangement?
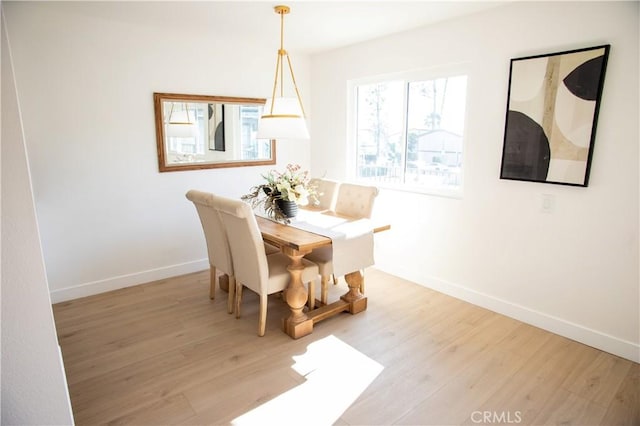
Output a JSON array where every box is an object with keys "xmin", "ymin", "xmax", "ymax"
[{"xmin": 242, "ymin": 164, "xmax": 318, "ymax": 222}]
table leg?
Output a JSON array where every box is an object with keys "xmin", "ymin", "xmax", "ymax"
[
  {"xmin": 341, "ymin": 270, "xmax": 368, "ymax": 314},
  {"xmin": 281, "ymin": 247, "xmax": 314, "ymax": 339}
]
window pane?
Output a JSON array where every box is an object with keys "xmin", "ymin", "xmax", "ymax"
[
  {"xmin": 239, "ymin": 105, "xmax": 270, "ymax": 160},
  {"xmin": 353, "ymin": 74, "xmax": 467, "ymax": 193},
  {"xmin": 406, "ymin": 76, "xmax": 467, "ymax": 189},
  {"xmin": 356, "ymin": 81, "xmax": 405, "ymax": 184}
]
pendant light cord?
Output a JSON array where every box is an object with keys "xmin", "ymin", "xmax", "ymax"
[
  {"xmin": 279, "ymin": 9, "xmax": 285, "ymax": 98},
  {"xmin": 265, "ymin": 5, "xmax": 306, "ymax": 118}
]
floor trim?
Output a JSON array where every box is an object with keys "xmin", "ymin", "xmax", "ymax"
[
  {"xmin": 381, "ymin": 267, "xmax": 640, "ymax": 363},
  {"xmin": 50, "ymin": 260, "xmax": 639, "ymax": 362},
  {"xmin": 49, "ymin": 259, "xmax": 209, "ymax": 303}
]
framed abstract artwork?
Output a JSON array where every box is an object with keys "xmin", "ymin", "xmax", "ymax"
[{"xmin": 500, "ymin": 44, "xmax": 610, "ymax": 186}]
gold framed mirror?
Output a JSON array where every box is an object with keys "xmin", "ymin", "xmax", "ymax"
[{"xmin": 153, "ymin": 93, "xmax": 276, "ymax": 172}]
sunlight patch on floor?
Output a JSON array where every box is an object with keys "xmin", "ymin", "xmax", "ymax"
[{"xmin": 231, "ymin": 335, "xmax": 384, "ymax": 425}]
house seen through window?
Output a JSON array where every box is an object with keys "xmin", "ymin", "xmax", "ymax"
[{"xmin": 354, "ymin": 73, "xmax": 468, "ymax": 194}]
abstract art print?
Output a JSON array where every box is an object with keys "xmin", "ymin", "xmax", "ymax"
[
  {"xmin": 500, "ymin": 45, "xmax": 610, "ymax": 186},
  {"xmin": 208, "ymin": 103, "xmax": 225, "ymax": 152}
]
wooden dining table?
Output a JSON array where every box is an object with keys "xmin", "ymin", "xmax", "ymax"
[{"xmin": 256, "ymin": 213, "xmax": 390, "ymax": 339}]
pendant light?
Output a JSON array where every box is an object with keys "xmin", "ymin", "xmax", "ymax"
[
  {"xmin": 257, "ymin": 5, "xmax": 310, "ymax": 140},
  {"xmin": 167, "ymin": 102, "xmax": 198, "ymax": 138}
]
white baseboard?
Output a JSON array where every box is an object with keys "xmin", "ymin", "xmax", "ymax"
[
  {"xmin": 378, "ymin": 267, "xmax": 640, "ymax": 363},
  {"xmin": 50, "ymin": 260, "xmax": 639, "ymax": 363},
  {"xmin": 49, "ymin": 259, "xmax": 209, "ymax": 304}
]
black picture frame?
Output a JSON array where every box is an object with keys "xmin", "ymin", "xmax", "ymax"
[{"xmin": 499, "ymin": 44, "xmax": 610, "ymax": 187}]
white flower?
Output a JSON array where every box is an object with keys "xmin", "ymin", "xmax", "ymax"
[
  {"xmin": 276, "ymin": 181, "xmax": 292, "ymax": 194},
  {"xmin": 294, "ymin": 185, "xmax": 309, "ymax": 205}
]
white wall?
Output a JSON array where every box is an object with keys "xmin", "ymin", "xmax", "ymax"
[
  {"xmin": 1, "ymin": 10, "xmax": 74, "ymax": 423},
  {"xmin": 310, "ymin": 1, "xmax": 639, "ymax": 361},
  {"xmin": 3, "ymin": 2, "xmax": 312, "ymax": 301}
]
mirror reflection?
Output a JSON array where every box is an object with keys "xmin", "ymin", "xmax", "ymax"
[{"xmin": 154, "ymin": 93, "xmax": 276, "ymax": 172}]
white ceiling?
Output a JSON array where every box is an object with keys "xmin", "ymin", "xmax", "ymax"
[{"xmin": 58, "ymin": 1, "xmax": 508, "ymax": 54}]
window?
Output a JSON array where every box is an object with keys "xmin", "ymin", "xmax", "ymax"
[
  {"xmin": 238, "ymin": 105, "xmax": 271, "ymax": 160},
  {"xmin": 353, "ymin": 72, "xmax": 468, "ymax": 195}
]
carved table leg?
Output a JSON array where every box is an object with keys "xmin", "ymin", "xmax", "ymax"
[
  {"xmin": 341, "ymin": 270, "xmax": 368, "ymax": 314},
  {"xmin": 281, "ymin": 247, "xmax": 314, "ymax": 339}
]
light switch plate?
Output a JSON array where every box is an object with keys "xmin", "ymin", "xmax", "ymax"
[{"xmin": 541, "ymin": 193, "xmax": 555, "ymax": 213}]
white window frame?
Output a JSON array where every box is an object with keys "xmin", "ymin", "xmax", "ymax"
[{"xmin": 347, "ymin": 64, "xmax": 470, "ymax": 198}]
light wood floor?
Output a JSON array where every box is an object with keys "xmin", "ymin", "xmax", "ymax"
[{"xmin": 52, "ymin": 268, "xmax": 639, "ymax": 425}]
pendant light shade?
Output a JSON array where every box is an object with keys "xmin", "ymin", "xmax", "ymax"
[
  {"xmin": 257, "ymin": 5, "xmax": 309, "ymax": 140},
  {"xmin": 166, "ymin": 103, "xmax": 198, "ymax": 138},
  {"xmin": 166, "ymin": 121, "xmax": 198, "ymax": 138},
  {"xmin": 257, "ymin": 97, "xmax": 309, "ymax": 139}
]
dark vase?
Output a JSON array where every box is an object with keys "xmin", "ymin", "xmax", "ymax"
[{"xmin": 276, "ymin": 199, "xmax": 298, "ymax": 218}]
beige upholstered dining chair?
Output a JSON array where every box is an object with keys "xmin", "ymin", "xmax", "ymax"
[
  {"xmin": 186, "ymin": 190, "xmax": 279, "ymax": 315},
  {"xmin": 185, "ymin": 190, "xmax": 237, "ymax": 314},
  {"xmin": 334, "ymin": 182, "xmax": 379, "ymax": 219},
  {"xmin": 214, "ymin": 195, "xmax": 319, "ymax": 336},
  {"xmin": 304, "ymin": 182, "xmax": 379, "ymax": 304},
  {"xmin": 307, "ymin": 178, "xmax": 340, "ymax": 211}
]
